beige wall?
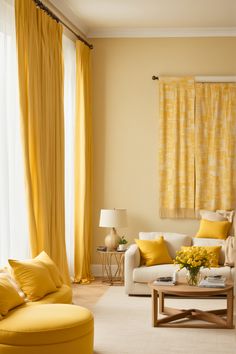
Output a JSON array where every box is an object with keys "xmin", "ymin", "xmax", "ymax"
[{"xmin": 91, "ymin": 37, "xmax": 236, "ymax": 263}]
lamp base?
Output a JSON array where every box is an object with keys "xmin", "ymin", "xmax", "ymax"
[{"xmin": 104, "ymin": 228, "xmax": 121, "ymax": 251}]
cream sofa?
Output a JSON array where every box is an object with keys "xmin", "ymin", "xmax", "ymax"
[{"xmin": 124, "ymin": 232, "xmax": 235, "ymax": 295}]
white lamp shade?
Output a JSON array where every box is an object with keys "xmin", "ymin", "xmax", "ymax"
[{"xmin": 99, "ymin": 209, "xmax": 127, "ymax": 228}]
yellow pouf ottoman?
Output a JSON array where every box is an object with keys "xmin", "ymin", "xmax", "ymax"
[{"xmin": 0, "ymin": 304, "xmax": 94, "ymax": 354}]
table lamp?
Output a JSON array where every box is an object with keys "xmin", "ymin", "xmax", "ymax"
[{"xmin": 99, "ymin": 209, "xmax": 127, "ymax": 251}]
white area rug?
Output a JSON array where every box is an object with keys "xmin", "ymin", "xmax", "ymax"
[{"xmin": 93, "ymin": 287, "xmax": 236, "ymax": 354}]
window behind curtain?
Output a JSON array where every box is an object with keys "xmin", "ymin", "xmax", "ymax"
[
  {"xmin": 0, "ymin": 0, "xmax": 30, "ymax": 265},
  {"xmin": 63, "ymin": 34, "xmax": 76, "ymax": 276}
]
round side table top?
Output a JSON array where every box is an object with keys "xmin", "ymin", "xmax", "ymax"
[{"xmin": 149, "ymin": 281, "xmax": 234, "ymax": 296}]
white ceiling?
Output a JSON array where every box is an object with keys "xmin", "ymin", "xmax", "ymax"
[{"xmin": 49, "ymin": 0, "xmax": 236, "ymax": 37}]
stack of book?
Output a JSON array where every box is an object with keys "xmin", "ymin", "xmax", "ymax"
[
  {"xmin": 96, "ymin": 246, "xmax": 107, "ymax": 252},
  {"xmin": 199, "ymin": 275, "xmax": 226, "ymax": 288},
  {"xmin": 153, "ymin": 275, "xmax": 176, "ymax": 286}
]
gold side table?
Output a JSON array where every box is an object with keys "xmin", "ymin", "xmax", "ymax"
[{"xmin": 97, "ymin": 250, "xmax": 126, "ymax": 285}]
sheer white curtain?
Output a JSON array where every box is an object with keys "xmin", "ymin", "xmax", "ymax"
[
  {"xmin": 63, "ymin": 34, "xmax": 76, "ymax": 276},
  {"xmin": 0, "ymin": 0, "xmax": 30, "ymax": 266}
]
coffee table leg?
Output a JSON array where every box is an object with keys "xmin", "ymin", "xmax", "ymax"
[
  {"xmin": 226, "ymin": 288, "xmax": 234, "ymax": 329},
  {"xmin": 159, "ymin": 291, "xmax": 164, "ymax": 314},
  {"xmin": 152, "ymin": 289, "xmax": 158, "ymax": 327}
]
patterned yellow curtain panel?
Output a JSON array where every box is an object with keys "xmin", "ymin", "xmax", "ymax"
[
  {"xmin": 159, "ymin": 77, "xmax": 195, "ymax": 218},
  {"xmin": 159, "ymin": 78, "xmax": 236, "ymax": 218},
  {"xmin": 195, "ymin": 83, "xmax": 236, "ymax": 211}
]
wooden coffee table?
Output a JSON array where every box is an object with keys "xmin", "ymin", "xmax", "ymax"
[{"xmin": 149, "ymin": 282, "xmax": 234, "ymax": 329}]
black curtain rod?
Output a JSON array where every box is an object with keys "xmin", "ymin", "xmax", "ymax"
[
  {"xmin": 152, "ymin": 76, "xmax": 159, "ymax": 80},
  {"xmin": 33, "ymin": 0, "xmax": 93, "ymax": 49}
]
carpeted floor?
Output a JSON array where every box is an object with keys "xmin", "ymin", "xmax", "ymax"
[{"xmin": 92, "ymin": 287, "xmax": 236, "ymax": 354}]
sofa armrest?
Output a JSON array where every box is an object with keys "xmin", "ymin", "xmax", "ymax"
[
  {"xmin": 124, "ymin": 244, "xmax": 140, "ymax": 294},
  {"xmin": 125, "ymin": 244, "xmax": 140, "ymax": 268}
]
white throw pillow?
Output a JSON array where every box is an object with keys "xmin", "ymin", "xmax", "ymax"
[
  {"xmin": 199, "ymin": 210, "xmax": 227, "ymax": 222},
  {"xmin": 139, "ymin": 232, "xmax": 191, "ymax": 259},
  {"xmin": 192, "ymin": 237, "xmax": 225, "ymax": 265}
]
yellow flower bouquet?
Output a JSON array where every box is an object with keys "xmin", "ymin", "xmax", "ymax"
[{"xmin": 175, "ymin": 247, "xmax": 213, "ymax": 286}]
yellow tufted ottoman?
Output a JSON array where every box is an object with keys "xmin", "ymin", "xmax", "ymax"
[{"xmin": 0, "ymin": 304, "xmax": 94, "ymax": 354}]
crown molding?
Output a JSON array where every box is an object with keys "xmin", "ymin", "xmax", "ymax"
[
  {"xmin": 87, "ymin": 27, "xmax": 236, "ymax": 38},
  {"xmin": 46, "ymin": 0, "xmax": 88, "ymax": 37}
]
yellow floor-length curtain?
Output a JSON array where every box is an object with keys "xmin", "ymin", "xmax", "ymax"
[
  {"xmin": 74, "ymin": 41, "xmax": 93, "ymax": 283},
  {"xmin": 195, "ymin": 83, "xmax": 236, "ymax": 212},
  {"xmin": 159, "ymin": 77, "xmax": 195, "ymax": 218},
  {"xmin": 15, "ymin": 0, "xmax": 70, "ymax": 284}
]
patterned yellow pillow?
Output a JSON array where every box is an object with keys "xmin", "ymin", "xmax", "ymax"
[
  {"xmin": 135, "ymin": 236, "xmax": 173, "ymax": 266},
  {"xmin": 195, "ymin": 219, "xmax": 231, "ymax": 239}
]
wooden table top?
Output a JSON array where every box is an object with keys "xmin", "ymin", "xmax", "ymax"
[{"xmin": 149, "ymin": 281, "xmax": 234, "ymax": 296}]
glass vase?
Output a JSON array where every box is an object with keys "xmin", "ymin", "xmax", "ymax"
[{"xmin": 186, "ymin": 268, "xmax": 201, "ymax": 286}]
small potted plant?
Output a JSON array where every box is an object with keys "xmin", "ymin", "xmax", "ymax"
[{"xmin": 117, "ymin": 236, "xmax": 128, "ymax": 251}]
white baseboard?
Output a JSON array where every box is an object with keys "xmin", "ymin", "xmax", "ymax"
[{"xmin": 91, "ymin": 264, "xmax": 117, "ymax": 277}]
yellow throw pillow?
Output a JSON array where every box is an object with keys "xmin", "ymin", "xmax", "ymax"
[
  {"xmin": 8, "ymin": 259, "xmax": 57, "ymax": 301},
  {"xmin": 135, "ymin": 236, "xmax": 173, "ymax": 266},
  {"xmin": 0, "ymin": 275, "xmax": 25, "ymax": 316},
  {"xmin": 35, "ymin": 251, "xmax": 63, "ymax": 288},
  {"xmin": 181, "ymin": 246, "xmax": 221, "ymax": 267},
  {"xmin": 0, "ymin": 268, "xmax": 26, "ymax": 299},
  {"xmin": 195, "ymin": 219, "xmax": 230, "ymax": 240}
]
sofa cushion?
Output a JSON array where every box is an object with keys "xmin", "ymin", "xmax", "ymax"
[
  {"xmin": 0, "ymin": 304, "xmax": 93, "ymax": 346},
  {"xmin": 139, "ymin": 232, "xmax": 191, "ymax": 259},
  {"xmin": 200, "ymin": 210, "xmax": 234, "ymax": 237},
  {"xmin": 25, "ymin": 284, "xmax": 72, "ymax": 306},
  {"xmin": 133, "ymin": 264, "xmax": 232, "ymax": 284},
  {"xmin": 200, "ymin": 266, "xmax": 232, "ymax": 280},
  {"xmin": 0, "ymin": 268, "xmax": 26, "ymax": 299},
  {"xmin": 192, "ymin": 237, "xmax": 225, "ymax": 265},
  {"xmin": 35, "ymin": 251, "xmax": 63, "ymax": 288},
  {"xmin": 133, "ymin": 264, "xmax": 179, "ymax": 283},
  {"xmin": 0, "ymin": 275, "xmax": 24, "ymax": 316},
  {"xmin": 195, "ymin": 219, "xmax": 231, "ymax": 239},
  {"xmin": 176, "ymin": 266, "xmax": 232, "ymax": 282},
  {"xmin": 8, "ymin": 259, "xmax": 57, "ymax": 301},
  {"xmin": 135, "ymin": 237, "xmax": 173, "ymax": 266}
]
